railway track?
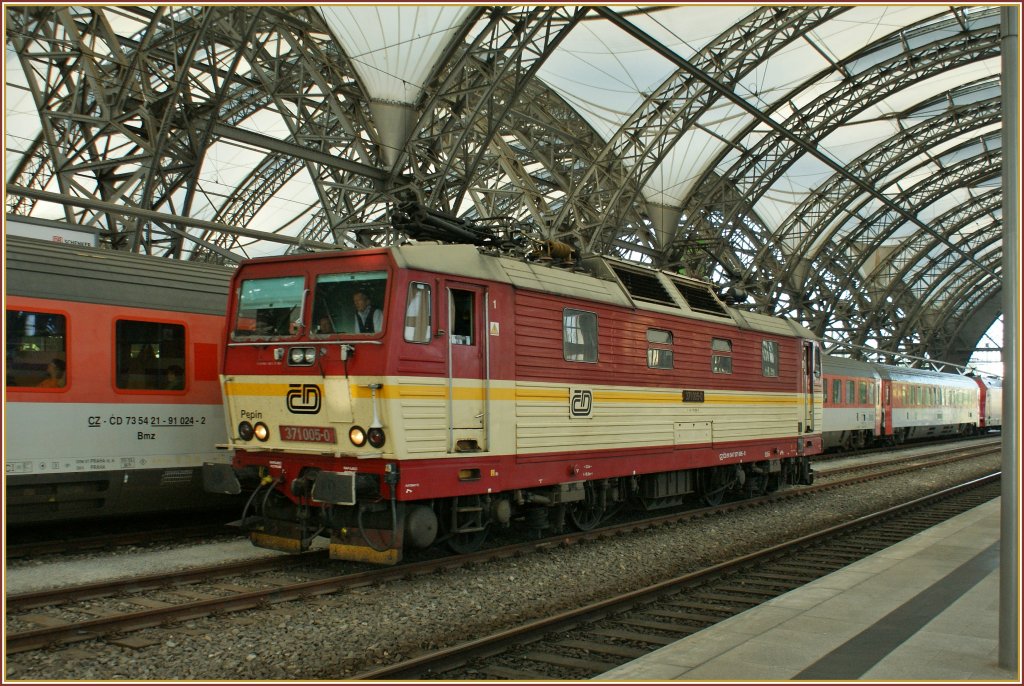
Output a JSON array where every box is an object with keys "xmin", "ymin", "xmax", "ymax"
[
  {"xmin": 354, "ymin": 475, "xmax": 1001, "ymax": 680},
  {"xmin": 4, "ymin": 443, "xmax": 1000, "ymax": 656},
  {"xmin": 5, "ymin": 518, "xmax": 241, "ymax": 559}
]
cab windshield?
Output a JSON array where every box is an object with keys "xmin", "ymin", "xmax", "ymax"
[
  {"xmin": 233, "ymin": 276, "xmax": 305, "ymax": 339},
  {"xmin": 311, "ymin": 271, "xmax": 388, "ymax": 336}
]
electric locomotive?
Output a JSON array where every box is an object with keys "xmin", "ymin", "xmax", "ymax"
[
  {"xmin": 5, "ymin": 232, "xmax": 236, "ymax": 524},
  {"xmin": 205, "ymin": 241, "xmax": 821, "ymax": 564}
]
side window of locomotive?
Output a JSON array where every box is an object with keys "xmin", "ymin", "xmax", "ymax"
[
  {"xmin": 6, "ymin": 310, "xmax": 67, "ymax": 388},
  {"xmin": 234, "ymin": 276, "xmax": 305, "ymax": 338},
  {"xmin": 450, "ymin": 290, "xmax": 475, "ymax": 345},
  {"xmin": 311, "ymin": 271, "xmax": 388, "ymax": 336},
  {"xmin": 646, "ymin": 328, "xmax": 673, "ymax": 369},
  {"xmin": 761, "ymin": 340, "xmax": 779, "ymax": 377},
  {"xmin": 563, "ymin": 309, "xmax": 598, "ymax": 363},
  {"xmin": 404, "ymin": 282, "xmax": 432, "ymax": 343},
  {"xmin": 115, "ymin": 321, "xmax": 186, "ymax": 391},
  {"xmin": 711, "ymin": 337, "xmax": 732, "ymax": 374}
]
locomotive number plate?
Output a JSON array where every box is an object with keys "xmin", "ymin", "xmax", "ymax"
[{"xmin": 280, "ymin": 425, "xmax": 337, "ymax": 443}]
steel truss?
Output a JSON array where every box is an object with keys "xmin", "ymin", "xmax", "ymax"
[{"xmin": 4, "ymin": 5, "xmax": 1006, "ymax": 368}]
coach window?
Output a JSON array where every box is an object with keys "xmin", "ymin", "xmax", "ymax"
[
  {"xmin": 647, "ymin": 328, "xmax": 673, "ymax": 369},
  {"xmin": 563, "ymin": 309, "xmax": 598, "ymax": 362},
  {"xmin": 6, "ymin": 310, "xmax": 67, "ymax": 388},
  {"xmin": 761, "ymin": 340, "xmax": 779, "ymax": 377},
  {"xmin": 832, "ymin": 379, "xmax": 842, "ymax": 405},
  {"xmin": 404, "ymin": 282, "xmax": 432, "ymax": 343},
  {"xmin": 859, "ymin": 382, "xmax": 868, "ymax": 404},
  {"xmin": 846, "ymin": 380, "xmax": 855, "ymax": 404},
  {"xmin": 116, "ymin": 320, "xmax": 186, "ymax": 390},
  {"xmin": 711, "ymin": 338, "xmax": 732, "ymax": 374}
]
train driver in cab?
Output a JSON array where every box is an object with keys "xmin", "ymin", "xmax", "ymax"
[{"xmin": 352, "ymin": 289, "xmax": 382, "ymax": 333}]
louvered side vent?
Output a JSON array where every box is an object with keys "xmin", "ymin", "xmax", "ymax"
[
  {"xmin": 612, "ymin": 266, "xmax": 677, "ymax": 307},
  {"xmin": 670, "ymin": 279, "xmax": 730, "ymax": 317}
]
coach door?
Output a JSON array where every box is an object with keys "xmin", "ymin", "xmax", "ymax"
[{"xmin": 446, "ymin": 283, "xmax": 489, "ymax": 452}]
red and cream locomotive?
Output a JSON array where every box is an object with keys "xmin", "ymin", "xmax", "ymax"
[{"xmin": 205, "ymin": 240, "xmax": 821, "ymax": 563}]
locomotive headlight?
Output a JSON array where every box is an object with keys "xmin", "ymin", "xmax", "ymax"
[
  {"xmin": 253, "ymin": 422, "xmax": 270, "ymax": 442},
  {"xmin": 349, "ymin": 426, "xmax": 367, "ymax": 447},
  {"xmin": 238, "ymin": 421, "xmax": 255, "ymax": 441},
  {"xmin": 367, "ymin": 427, "xmax": 386, "ymax": 449},
  {"xmin": 288, "ymin": 347, "xmax": 316, "ymax": 366}
]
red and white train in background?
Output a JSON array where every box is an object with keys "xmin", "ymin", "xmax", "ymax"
[
  {"xmin": 201, "ymin": 240, "xmax": 1001, "ymax": 565},
  {"xmin": 821, "ymin": 356, "xmax": 1001, "ymax": 452},
  {"xmin": 5, "ymin": 229, "xmax": 238, "ymax": 525}
]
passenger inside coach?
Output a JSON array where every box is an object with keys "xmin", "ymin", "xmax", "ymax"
[
  {"xmin": 36, "ymin": 357, "xmax": 66, "ymax": 388},
  {"xmin": 164, "ymin": 365, "xmax": 185, "ymax": 390}
]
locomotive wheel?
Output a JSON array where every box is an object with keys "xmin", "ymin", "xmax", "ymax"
[
  {"xmin": 745, "ymin": 470, "xmax": 769, "ymax": 498},
  {"xmin": 698, "ymin": 467, "xmax": 730, "ymax": 507},
  {"xmin": 567, "ymin": 482, "xmax": 605, "ymax": 531},
  {"xmin": 441, "ymin": 495, "xmax": 489, "ymax": 554}
]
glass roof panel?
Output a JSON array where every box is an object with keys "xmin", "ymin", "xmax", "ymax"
[
  {"xmin": 644, "ymin": 102, "xmax": 753, "ymax": 205},
  {"xmin": 735, "ymin": 39, "xmax": 831, "ymax": 110},
  {"xmin": 536, "ymin": 20, "xmax": 678, "ymax": 141},
  {"xmin": 621, "ymin": 5, "xmax": 754, "ymax": 59},
  {"xmin": 875, "ymin": 123, "xmax": 1002, "ymax": 190},
  {"xmin": 848, "ymin": 58, "xmax": 1001, "ymax": 126},
  {"xmin": 815, "ymin": 119, "xmax": 903, "ymax": 167},
  {"xmin": 805, "ymin": 5, "xmax": 944, "ymax": 64},
  {"xmin": 3, "ymin": 48, "xmax": 38, "ymax": 171},
  {"xmin": 319, "ymin": 5, "xmax": 474, "ymax": 103},
  {"xmin": 754, "ymin": 155, "xmax": 834, "ymax": 233}
]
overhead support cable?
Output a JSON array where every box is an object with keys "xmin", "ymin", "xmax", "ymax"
[{"xmin": 592, "ymin": 6, "xmax": 997, "ymax": 281}]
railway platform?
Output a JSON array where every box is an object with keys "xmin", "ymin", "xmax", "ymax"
[{"xmin": 597, "ymin": 496, "xmax": 1016, "ymax": 682}]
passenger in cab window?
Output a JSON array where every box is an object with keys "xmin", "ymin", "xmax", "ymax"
[{"xmin": 37, "ymin": 358, "xmax": 66, "ymax": 388}]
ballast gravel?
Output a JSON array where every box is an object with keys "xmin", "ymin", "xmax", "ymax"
[{"xmin": 3, "ymin": 453, "xmax": 1001, "ymax": 681}]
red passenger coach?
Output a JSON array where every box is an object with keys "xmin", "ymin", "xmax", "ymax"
[
  {"xmin": 821, "ymin": 356, "xmax": 881, "ymax": 452},
  {"xmin": 973, "ymin": 375, "xmax": 1002, "ymax": 432},
  {"xmin": 5, "ymin": 234, "xmax": 235, "ymax": 524},
  {"xmin": 206, "ymin": 242, "xmax": 821, "ymax": 563}
]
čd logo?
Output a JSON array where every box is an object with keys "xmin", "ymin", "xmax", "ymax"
[
  {"xmin": 286, "ymin": 384, "xmax": 322, "ymax": 414},
  {"xmin": 570, "ymin": 388, "xmax": 593, "ymax": 418}
]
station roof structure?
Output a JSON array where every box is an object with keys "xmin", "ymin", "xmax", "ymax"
[{"xmin": 3, "ymin": 4, "xmax": 1012, "ymax": 369}]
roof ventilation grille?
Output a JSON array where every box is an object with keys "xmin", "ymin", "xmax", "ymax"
[
  {"xmin": 671, "ymin": 278, "xmax": 729, "ymax": 317},
  {"xmin": 611, "ymin": 266, "xmax": 677, "ymax": 307}
]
